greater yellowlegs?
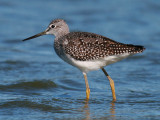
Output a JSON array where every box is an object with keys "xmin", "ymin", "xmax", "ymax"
[{"xmin": 23, "ymin": 19, "xmax": 145, "ymax": 101}]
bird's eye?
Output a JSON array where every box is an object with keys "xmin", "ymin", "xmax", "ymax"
[{"xmin": 51, "ymin": 25, "xmax": 55, "ymax": 28}]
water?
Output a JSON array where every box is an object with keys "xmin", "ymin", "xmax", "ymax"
[{"xmin": 0, "ymin": 0, "xmax": 160, "ymax": 119}]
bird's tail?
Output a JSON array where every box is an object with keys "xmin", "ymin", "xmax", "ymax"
[{"xmin": 127, "ymin": 44, "xmax": 145, "ymax": 53}]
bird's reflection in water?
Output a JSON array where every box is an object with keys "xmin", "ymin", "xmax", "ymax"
[
  {"xmin": 82, "ymin": 99, "xmax": 90, "ymax": 120},
  {"xmin": 81, "ymin": 99, "xmax": 116, "ymax": 120},
  {"xmin": 110, "ymin": 101, "xmax": 116, "ymax": 118}
]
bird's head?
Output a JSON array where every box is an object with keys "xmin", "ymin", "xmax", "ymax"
[{"xmin": 23, "ymin": 19, "xmax": 69, "ymax": 41}]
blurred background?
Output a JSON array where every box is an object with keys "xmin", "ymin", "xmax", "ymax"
[{"xmin": 0, "ymin": 0, "xmax": 160, "ymax": 120}]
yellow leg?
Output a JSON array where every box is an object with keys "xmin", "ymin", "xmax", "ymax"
[
  {"xmin": 83, "ymin": 73, "xmax": 90, "ymax": 100},
  {"xmin": 102, "ymin": 68, "xmax": 116, "ymax": 102}
]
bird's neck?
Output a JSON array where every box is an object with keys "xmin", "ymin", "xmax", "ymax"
[
  {"xmin": 55, "ymin": 25, "xmax": 70, "ymax": 39},
  {"xmin": 55, "ymin": 31, "xmax": 69, "ymax": 39}
]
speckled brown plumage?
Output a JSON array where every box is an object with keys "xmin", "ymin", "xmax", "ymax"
[{"xmin": 54, "ymin": 32, "xmax": 145, "ymax": 61}]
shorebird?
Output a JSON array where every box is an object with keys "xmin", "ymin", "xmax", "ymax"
[{"xmin": 23, "ymin": 19, "xmax": 145, "ymax": 101}]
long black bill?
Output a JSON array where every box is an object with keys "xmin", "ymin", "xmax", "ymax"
[{"xmin": 22, "ymin": 31, "xmax": 46, "ymax": 41}]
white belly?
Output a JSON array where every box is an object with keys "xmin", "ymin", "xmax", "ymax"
[{"xmin": 62, "ymin": 53, "xmax": 133, "ymax": 73}]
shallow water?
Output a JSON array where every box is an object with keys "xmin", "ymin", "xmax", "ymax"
[{"xmin": 0, "ymin": 0, "xmax": 160, "ymax": 119}]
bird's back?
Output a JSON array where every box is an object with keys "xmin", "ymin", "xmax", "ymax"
[{"xmin": 54, "ymin": 32, "xmax": 145, "ymax": 61}]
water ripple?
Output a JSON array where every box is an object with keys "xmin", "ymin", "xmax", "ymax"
[
  {"xmin": 0, "ymin": 100, "xmax": 68, "ymax": 113},
  {"xmin": 0, "ymin": 80, "xmax": 57, "ymax": 91}
]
